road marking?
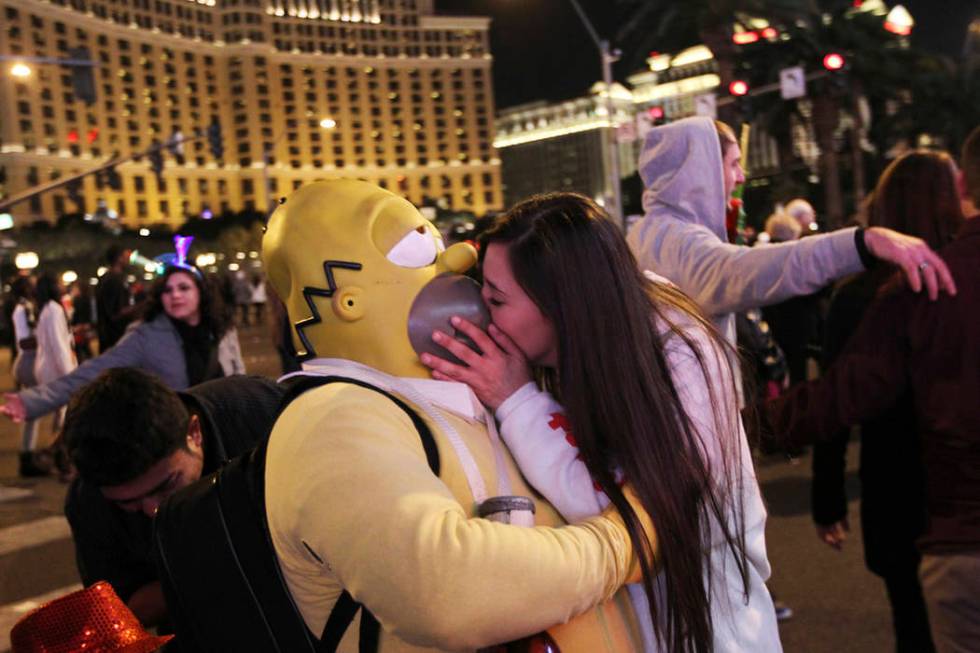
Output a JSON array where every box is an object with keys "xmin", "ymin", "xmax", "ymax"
[
  {"xmin": 0, "ymin": 516, "xmax": 71, "ymax": 557},
  {"xmin": 0, "ymin": 486, "xmax": 34, "ymax": 504},
  {"xmin": 0, "ymin": 583, "xmax": 83, "ymax": 652}
]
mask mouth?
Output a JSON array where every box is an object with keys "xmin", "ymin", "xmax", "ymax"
[{"xmin": 408, "ymin": 274, "xmax": 491, "ymax": 366}]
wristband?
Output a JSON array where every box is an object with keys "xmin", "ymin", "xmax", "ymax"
[{"xmin": 854, "ymin": 228, "xmax": 876, "ymax": 269}]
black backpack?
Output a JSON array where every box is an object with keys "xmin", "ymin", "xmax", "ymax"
[{"xmin": 153, "ymin": 375, "xmax": 440, "ymax": 652}]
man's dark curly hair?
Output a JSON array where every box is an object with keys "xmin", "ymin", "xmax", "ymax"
[
  {"xmin": 141, "ymin": 266, "xmax": 231, "ymax": 338},
  {"xmin": 63, "ymin": 367, "xmax": 191, "ymax": 487}
]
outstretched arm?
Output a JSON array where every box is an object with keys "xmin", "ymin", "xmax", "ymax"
[
  {"xmin": 5, "ymin": 325, "xmax": 148, "ymax": 420},
  {"xmin": 630, "ymin": 223, "xmax": 954, "ymax": 317}
]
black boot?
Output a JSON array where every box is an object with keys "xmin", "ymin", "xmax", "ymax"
[{"xmin": 18, "ymin": 451, "xmax": 51, "ymax": 478}]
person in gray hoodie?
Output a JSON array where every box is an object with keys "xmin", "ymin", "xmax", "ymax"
[{"xmin": 627, "ymin": 117, "xmax": 956, "ymax": 347}]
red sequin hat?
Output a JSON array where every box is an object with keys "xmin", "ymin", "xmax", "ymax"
[{"xmin": 10, "ymin": 581, "xmax": 174, "ymax": 653}]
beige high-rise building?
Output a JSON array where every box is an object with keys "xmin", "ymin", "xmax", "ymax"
[{"xmin": 0, "ymin": 0, "xmax": 502, "ymax": 228}]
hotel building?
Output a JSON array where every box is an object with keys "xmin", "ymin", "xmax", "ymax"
[{"xmin": 0, "ymin": 0, "xmax": 503, "ymax": 228}]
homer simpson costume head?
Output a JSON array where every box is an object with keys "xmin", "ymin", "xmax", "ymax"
[{"xmin": 262, "ymin": 178, "xmax": 484, "ymax": 377}]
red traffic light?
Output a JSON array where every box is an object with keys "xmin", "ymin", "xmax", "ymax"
[
  {"xmin": 729, "ymin": 80, "xmax": 749, "ymax": 96},
  {"xmin": 823, "ymin": 53, "xmax": 846, "ymax": 71},
  {"xmin": 761, "ymin": 27, "xmax": 778, "ymax": 39},
  {"xmin": 648, "ymin": 106, "xmax": 665, "ymax": 120},
  {"xmin": 67, "ymin": 129, "xmax": 79, "ymax": 144}
]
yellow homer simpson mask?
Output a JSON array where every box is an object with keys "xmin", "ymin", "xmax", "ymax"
[{"xmin": 262, "ymin": 179, "xmax": 486, "ymax": 378}]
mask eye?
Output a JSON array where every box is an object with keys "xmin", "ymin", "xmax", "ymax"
[{"xmin": 386, "ymin": 225, "xmax": 440, "ymax": 268}]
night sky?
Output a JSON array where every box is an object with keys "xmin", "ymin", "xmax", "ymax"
[{"xmin": 435, "ymin": 0, "xmax": 979, "ymax": 110}]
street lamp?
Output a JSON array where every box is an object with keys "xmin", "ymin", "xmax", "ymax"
[
  {"xmin": 566, "ymin": 0, "xmax": 624, "ymax": 227},
  {"xmin": 14, "ymin": 252, "xmax": 39, "ymax": 270},
  {"xmin": 884, "ymin": 5, "xmax": 914, "ymax": 35},
  {"xmin": 264, "ymin": 117, "xmax": 337, "ymax": 214},
  {"xmin": 10, "ymin": 63, "xmax": 31, "ymax": 78}
]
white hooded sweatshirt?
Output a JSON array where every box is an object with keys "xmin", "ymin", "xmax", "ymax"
[
  {"xmin": 496, "ymin": 308, "xmax": 782, "ymax": 652},
  {"xmin": 627, "ymin": 116, "xmax": 864, "ymax": 346}
]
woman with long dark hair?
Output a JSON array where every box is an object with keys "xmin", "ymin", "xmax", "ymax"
[
  {"xmin": 1, "ymin": 265, "xmax": 244, "ymax": 424},
  {"xmin": 811, "ymin": 150, "xmax": 963, "ymax": 652},
  {"xmin": 422, "ymin": 193, "xmax": 780, "ymax": 652},
  {"xmin": 33, "ymin": 273, "xmax": 77, "ymax": 431}
]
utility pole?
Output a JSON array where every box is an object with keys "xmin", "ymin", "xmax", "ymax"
[{"xmin": 567, "ymin": 0, "xmax": 623, "ymax": 228}]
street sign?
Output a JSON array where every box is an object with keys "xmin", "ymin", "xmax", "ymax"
[
  {"xmin": 694, "ymin": 93, "xmax": 717, "ymax": 118},
  {"xmin": 780, "ymin": 66, "xmax": 806, "ymax": 100}
]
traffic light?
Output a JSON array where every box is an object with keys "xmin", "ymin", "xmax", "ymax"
[
  {"xmin": 647, "ymin": 105, "xmax": 665, "ymax": 126},
  {"xmin": 729, "ymin": 80, "xmax": 749, "ymax": 97},
  {"xmin": 823, "ymin": 53, "xmax": 846, "ymax": 71},
  {"xmin": 148, "ymin": 141, "xmax": 165, "ymax": 182},
  {"xmin": 66, "ymin": 47, "xmax": 96, "ymax": 105},
  {"xmin": 105, "ymin": 166, "xmax": 123, "ymax": 191},
  {"xmin": 65, "ymin": 178, "xmax": 84, "ymax": 209},
  {"xmin": 167, "ymin": 130, "xmax": 186, "ymax": 165},
  {"xmin": 207, "ymin": 117, "xmax": 223, "ymax": 161},
  {"xmin": 728, "ymin": 80, "xmax": 752, "ymax": 123},
  {"xmin": 821, "ymin": 52, "xmax": 849, "ymax": 92}
]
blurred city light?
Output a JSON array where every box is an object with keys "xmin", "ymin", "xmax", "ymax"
[
  {"xmin": 15, "ymin": 252, "xmax": 39, "ymax": 270},
  {"xmin": 195, "ymin": 253, "xmax": 217, "ymax": 267},
  {"xmin": 319, "ymin": 117, "xmax": 337, "ymax": 129},
  {"xmin": 10, "ymin": 63, "xmax": 31, "ymax": 78},
  {"xmin": 62, "ymin": 270, "xmax": 78, "ymax": 284}
]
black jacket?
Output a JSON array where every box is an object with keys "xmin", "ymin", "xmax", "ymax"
[
  {"xmin": 810, "ymin": 271, "xmax": 926, "ymax": 576},
  {"xmin": 65, "ymin": 375, "xmax": 286, "ymax": 601}
]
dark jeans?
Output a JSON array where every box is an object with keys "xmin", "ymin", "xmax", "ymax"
[{"xmin": 883, "ymin": 566, "xmax": 935, "ymax": 653}]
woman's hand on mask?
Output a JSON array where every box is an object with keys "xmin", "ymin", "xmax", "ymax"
[{"xmin": 420, "ymin": 316, "xmax": 532, "ymax": 411}]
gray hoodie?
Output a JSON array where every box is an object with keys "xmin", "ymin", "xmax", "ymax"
[{"xmin": 627, "ymin": 116, "xmax": 863, "ymax": 345}]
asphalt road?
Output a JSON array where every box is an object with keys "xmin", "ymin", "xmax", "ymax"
[{"xmin": 0, "ymin": 323, "xmax": 895, "ymax": 652}]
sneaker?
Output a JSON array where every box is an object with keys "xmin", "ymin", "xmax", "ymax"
[{"xmin": 774, "ymin": 600, "xmax": 794, "ymax": 622}]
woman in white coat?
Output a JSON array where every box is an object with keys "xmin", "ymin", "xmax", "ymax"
[{"xmin": 33, "ymin": 273, "xmax": 78, "ymax": 432}]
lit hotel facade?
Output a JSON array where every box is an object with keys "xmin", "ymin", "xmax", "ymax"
[{"xmin": 0, "ymin": 0, "xmax": 503, "ymax": 227}]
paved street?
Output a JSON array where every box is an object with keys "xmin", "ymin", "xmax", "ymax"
[{"xmin": 0, "ymin": 324, "xmax": 894, "ymax": 652}]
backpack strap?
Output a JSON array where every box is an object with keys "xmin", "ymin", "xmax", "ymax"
[{"xmin": 277, "ymin": 375, "xmax": 439, "ymax": 653}]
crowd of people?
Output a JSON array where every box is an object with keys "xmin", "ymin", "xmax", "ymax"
[
  {"xmin": 1, "ymin": 249, "xmax": 266, "ymax": 477},
  {"xmin": 5, "ymin": 119, "xmax": 979, "ymax": 653}
]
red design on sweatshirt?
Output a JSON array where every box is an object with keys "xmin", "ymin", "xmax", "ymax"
[{"xmin": 548, "ymin": 413, "xmax": 583, "ymax": 461}]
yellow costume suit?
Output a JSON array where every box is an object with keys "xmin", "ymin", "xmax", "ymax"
[{"xmin": 262, "ymin": 179, "xmax": 653, "ymax": 652}]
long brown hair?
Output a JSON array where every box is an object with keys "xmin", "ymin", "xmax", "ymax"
[
  {"xmin": 141, "ymin": 266, "xmax": 231, "ymax": 339},
  {"xmin": 870, "ymin": 150, "xmax": 963, "ymax": 249},
  {"xmin": 480, "ymin": 193, "xmax": 749, "ymax": 653}
]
